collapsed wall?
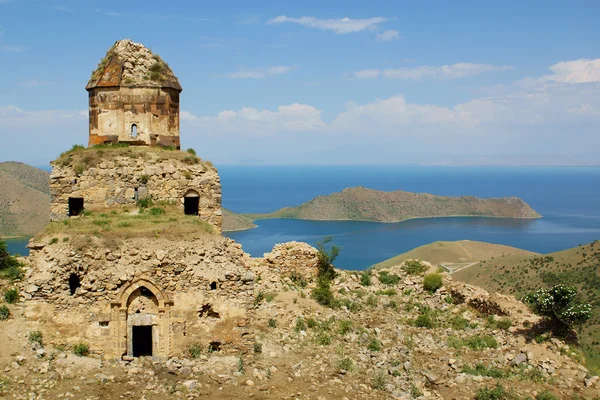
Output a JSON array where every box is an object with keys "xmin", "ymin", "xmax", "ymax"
[{"xmin": 24, "ymin": 235, "xmax": 253, "ymax": 358}]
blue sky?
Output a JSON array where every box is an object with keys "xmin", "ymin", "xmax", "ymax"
[{"xmin": 1, "ymin": 0, "xmax": 599, "ymax": 166}]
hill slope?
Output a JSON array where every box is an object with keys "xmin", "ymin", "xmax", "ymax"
[
  {"xmin": 374, "ymin": 240, "xmax": 539, "ymax": 270},
  {"xmin": 0, "ymin": 162, "xmax": 50, "ymax": 237},
  {"xmin": 222, "ymin": 208, "xmax": 257, "ymax": 232},
  {"xmin": 453, "ymin": 240, "xmax": 600, "ymax": 370},
  {"xmin": 249, "ymin": 186, "xmax": 541, "ymax": 223}
]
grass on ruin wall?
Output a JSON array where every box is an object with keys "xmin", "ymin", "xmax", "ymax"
[
  {"xmin": 54, "ymin": 144, "xmax": 211, "ymax": 172},
  {"xmin": 40, "ymin": 204, "xmax": 215, "ymax": 242}
]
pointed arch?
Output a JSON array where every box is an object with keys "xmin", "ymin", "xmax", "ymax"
[{"xmin": 113, "ymin": 277, "xmax": 172, "ymax": 310}]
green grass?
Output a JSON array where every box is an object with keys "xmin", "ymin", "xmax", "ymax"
[
  {"xmin": 378, "ymin": 271, "xmax": 401, "ymax": 285},
  {"xmin": 73, "ymin": 342, "xmax": 90, "ymax": 357}
]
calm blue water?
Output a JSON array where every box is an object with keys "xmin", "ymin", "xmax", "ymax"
[
  {"xmin": 5, "ymin": 238, "xmax": 29, "ymax": 257},
  {"xmin": 6, "ymin": 166, "xmax": 600, "ymax": 269},
  {"xmin": 220, "ymin": 166, "xmax": 600, "ymax": 270}
]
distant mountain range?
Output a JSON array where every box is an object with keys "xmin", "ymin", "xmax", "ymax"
[{"xmin": 0, "ymin": 162, "xmax": 50, "ymax": 237}]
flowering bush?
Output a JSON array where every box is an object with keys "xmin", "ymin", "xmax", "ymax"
[{"xmin": 523, "ymin": 285, "xmax": 591, "ymax": 331}]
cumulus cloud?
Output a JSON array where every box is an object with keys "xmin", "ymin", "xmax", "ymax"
[
  {"xmin": 353, "ymin": 63, "xmax": 513, "ymax": 80},
  {"xmin": 376, "ymin": 30, "xmax": 400, "ymax": 42},
  {"xmin": 228, "ymin": 66, "xmax": 293, "ymax": 79},
  {"xmin": 268, "ymin": 15, "xmax": 386, "ymax": 34},
  {"xmin": 544, "ymin": 58, "xmax": 600, "ymax": 83},
  {"xmin": 182, "ymin": 103, "xmax": 326, "ymax": 135}
]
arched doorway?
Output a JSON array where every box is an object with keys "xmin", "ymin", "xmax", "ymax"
[
  {"xmin": 110, "ymin": 278, "xmax": 173, "ymax": 358},
  {"xmin": 184, "ymin": 189, "xmax": 200, "ymax": 216},
  {"xmin": 127, "ymin": 286, "xmax": 158, "ymax": 357}
]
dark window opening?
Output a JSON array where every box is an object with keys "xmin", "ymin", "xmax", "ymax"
[
  {"xmin": 199, "ymin": 303, "xmax": 220, "ymax": 319},
  {"xmin": 68, "ymin": 197, "xmax": 84, "ymax": 217},
  {"xmin": 140, "ymin": 287, "xmax": 153, "ymax": 298},
  {"xmin": 134, "ymin": 188, "xmax": 139, "ymax": 201},
  {"xmin": 69, "ymin": 273, "xmax": 81, "ymax": 295},
  {"xmin": 131, "ymin": 124, "xmax": 138, "ymax": 138},
  {"xmin": 208, "ymin": 341, "xmax": 222, "ymax": 353},
  {"xmin": 184, "ymin": 197, "xmax": 199, "ymax": 216},
  {"xmin": 132, "ymin": 326, "xmax": 153, "ymax": 357},
  {"xmin": 210, "ymin": 281, "xmax": 217, "ymax": 290},
  {"xmin": 99, "ymin": 321, "xmax": 109, "ymax": 327}
]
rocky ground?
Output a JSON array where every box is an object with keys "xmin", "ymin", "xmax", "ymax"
[{"xmin": 1, "ymin": 246, "xmax": 599, "ymax": 399}]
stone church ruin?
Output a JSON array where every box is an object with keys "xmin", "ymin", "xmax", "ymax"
[{"xmin": 24, "ymin": 39, "xmax": 250, "ymax": 359}]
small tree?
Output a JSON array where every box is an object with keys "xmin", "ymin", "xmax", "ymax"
[
  {"xmin": 523, "ymin": 284, "xmax": 591, "ymax": 333},
  {"xmin": 316, "ymin": 236, "xmax": 340, "ymax": 281}
]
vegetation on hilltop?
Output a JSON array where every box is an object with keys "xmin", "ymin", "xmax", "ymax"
[
  {"xmin": 244, "ymin": 187, "xmax": 541, "ymax": 224},
  {"xmin": 453, "ymin": 240, "xmax": 600, "ymax": 371}
]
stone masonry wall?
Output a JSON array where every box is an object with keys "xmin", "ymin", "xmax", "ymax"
[
  {"xmin": 23, "ymin": 235, "xmax": 253, "ymax": 357},
  {"xmin": 256, "ymin": 241, "xmax": 320, "ymax": 279},
  {"xmin": 49, "ymin": 154, "xmax": 222, "ymax": 231}
]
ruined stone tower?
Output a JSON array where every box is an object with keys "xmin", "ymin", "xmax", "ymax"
[{"xmin": 86, "ymin": 39, "xmax": 182, "ymax": 148}]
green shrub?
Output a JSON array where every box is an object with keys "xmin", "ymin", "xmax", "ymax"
[
  {"xmin": 461, "ymin": 363, "xmax": 506, "ymax": 378},
  {"xmin": 0, "ymin": 240, "xmax": 24, "ymax": 281},
  {"xmin": 294, "ymin": 318, "xmax": 307, "ymax": 332},
  {"xmin": 375, "ymin": 289, "xmax": 397, "ymax": 296},
  {"xmin": 360, "ymin": 272, "xmax": 372, "ymax": 286},
  {"xmin": 415, "ymin": 314, "xmax": 434, "ymax": 328},
  {"xmin": 378, "ymin": 271, "xmax": 401, "ymax": 285},
  {"xmin": 366, "ymin": 295, "xmax": 378, "ymax": 307},
  {"xmin": 448, "ymin": 315, "xmax": 470, "ymax": 330},
  {"xmin": 410, "ymin": 384, "xmax": 423, "ymax": 398},
  {"xmin": 73, "ymin": 164, "xmax": 85, "ymax": 175},
  {"xmin": 402, "ymin": 260, "xmax": 427, "ymax": 275},
  {"xmin": 465, "ymin": 335, "xmax": 498, "ymax": 350},
  {"xmin": 311, "ymin": 276, "xmax": 336, "ymax": 307},
  {"xmin": 188, "ymin": 343, "xmax": 203, "ymax": 358},
  {"xmin": 187, "ymin": 148, "xmax": 197, "ymax": 156},
  {"xmin": 474, "ymin": 383, "xmax": 516, "ymax": 400},
  {"xmin": 523, "ymin": 284, "xmax": 591, "ymax": 332},
  {"xmin": 49, "ymin": 237, "xmax": 59, "ymax": 245},
  {"xmin": 496, "ymin": 317, "xmax": 512, "ymax": 330},
  {"xmin": 315, "ymin": 333, "xmax": 331, "ymax": 346},
  {"xmin": 370, "ymin": 370, "xmax": 388, "ymax": 390},
  {"xmin": 73, "ymin": 342, "xmax": 89, "ymax": 357},
  {"xmin": 535, "ymin": 333, "xmax": 550, "ymax": 344},
  {"xmin": 316, "ymin": 236, "xmax": 339, "ymax": 281},
  {"xmin": 367, "ymin": 338, "xmax": 381, "ymax": 351},
  {"xmin": 253, "ymin": 342, "xmax": 262, "ymax": 354},
  {"xmin": 0, "ymin": 305, "xmax": 10, "ymax": 320},
  {"xmin": 336, "ymin": 357, "xmax": 353, "ymax": 372},
  {"xmin": 337, "ymin": 320, "xmax": 353, "ymax": 335},
  {"xmin": 138, "ymin": 174, "xmax": 150, "ymax": 184},
  {"xmin": 149, "ymin": 207, "xmax": 166, "ymax": 216},
  {"xmin": 29, "ymin": 330, "xmax": 43, "ymax": 346},
  {"xmin": 423, "ymin": 273, "xmax": 443, "ymax": 292},
  {"xmin": 183, "ymin": 156, "xmax": 199, "ymax": 165},
  {"xmin": 268, "ymin": 318, "xmax": 277, "ymax": 328},
  {"xmin": 137, "ymin": 197, "xmax": 153, "ymax": 209},
  {"xmin": 4, "ymin": 288, "xmax": 18, "ymax": 304},
  {"xmin": 289, "ymin": 271, "xmax": 307, "ymax": 288}
]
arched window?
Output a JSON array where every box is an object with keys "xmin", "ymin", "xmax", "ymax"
[{"xmin": 131, "ymin": 124, "xmax": 138, "ymax": 138}]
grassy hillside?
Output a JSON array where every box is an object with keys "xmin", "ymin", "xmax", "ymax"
[
  {"xmin": 374, "ymin": 240, "xmax": 539, "ymax": 270},
  {"xmin": 453, "ymin": 240, "xmax": 600, "ymax": 371},
  {"xmin": 249, "ymin": 186, "xmax": 541, "ymax": 223},
  {"xmin": 222, "ymin": 208, "xmax": 257, "ymax": 231},
  {"xmin": 0, "ymin": 162, "xmax": 50, "ymax": 237}
]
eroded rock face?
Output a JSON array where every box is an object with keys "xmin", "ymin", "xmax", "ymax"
[{"xmin": 24, "ymin": 235, "xmax": 253, "ymax": 358}]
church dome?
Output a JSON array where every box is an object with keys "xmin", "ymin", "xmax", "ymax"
[{"xmin": 86, "ymin": 39, "xmax": 181, "ymax": 91}]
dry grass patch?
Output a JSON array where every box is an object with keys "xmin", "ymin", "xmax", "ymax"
[{"xmin": 40, "ymin": 204, "xmax": 214, "ymax": 240}]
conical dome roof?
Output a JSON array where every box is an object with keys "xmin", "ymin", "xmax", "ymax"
[{"xmin": 86, "ymin": 39, "xmax": 181, "ymax": 91}]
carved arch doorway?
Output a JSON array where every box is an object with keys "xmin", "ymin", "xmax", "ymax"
[{"xmin": 110, "ymin": 278, "xmax": 173, "ymax": 358}]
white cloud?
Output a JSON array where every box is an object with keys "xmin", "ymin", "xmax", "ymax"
[
  {"xmin": 0, "ymin": 105, "xmax": 86, "ymax": 127},
  {"xmin": 354, "ymin": 63, "xmax": 513, "ymax": 80},
  {"xmin": 544, "ymin": 58, "xmax": 600, "ymax": 83},
  {"xmin": 182, "ymin": 103, "xmax": 326, "ymax": 135},
  {"xmin": 228, "ymin": 65, "xmax": 293, "ymax": 79},
  {"xmin": 376, "ymin": 30, "xmax": 400, "ymax": 42},
  {"xmin": 268, "ymin": 15, "xmax": 386, "ymax": 34}
]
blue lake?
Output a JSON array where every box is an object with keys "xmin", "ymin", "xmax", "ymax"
[
  {"xmin": 5, "ymin": 165, "xmax": 600, "ymax": 270},
  {"xmin": 221, "ymin": 166, "xmax": 600, "ymax": 270}
]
